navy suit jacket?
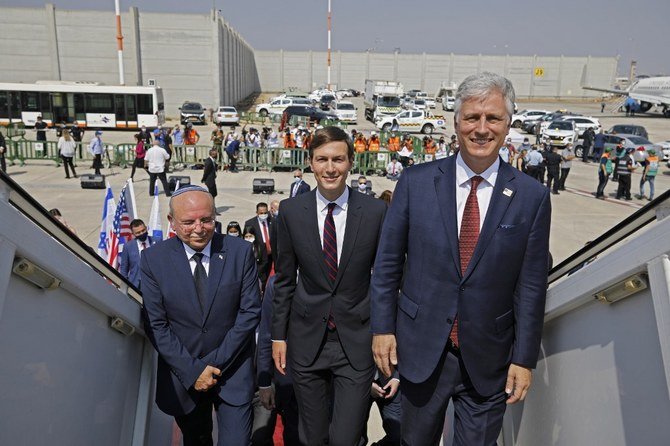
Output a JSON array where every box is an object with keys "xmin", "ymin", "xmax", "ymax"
[
  {"xmin": 370, "ymin": 156, "xmax": 551, "ymax": 396},
  {"xmin": 141, "ymin": 232, "xmax": 262, "ymax": 416},
  {"xmin": 119, "ymin": 237, "xmax": 154, "ymax": 288},
  {"xmin": 290, "ymin": 180, "xmax": 311, "ymax": 197}
]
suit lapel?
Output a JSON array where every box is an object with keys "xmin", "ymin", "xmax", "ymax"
[
  {"xmin": 168, "ymin": 238, "xmax": 203, "ymax": 320},
  {"xmin": 304, "ymin": 192, "xmax": 333, "ymax": 287},
  {"xmin": 434, "ymin": 157, "xmax": 462, "ymax": 277},
  {"xmin": 334, "ymin": 187, "xmax": 361, "ymax": 289},
  {"xmin": 203, "ymin": 233, "xmax": 227, "ymax": 323},
  {"xmin": 462, "ymin": 162, "xmax": 517, "ymax": 282}
]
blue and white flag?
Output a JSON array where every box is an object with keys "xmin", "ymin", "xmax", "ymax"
[
  {"xmin": 98, "ymin": 183, "xmax": 116, "ymax": 259},
  {"xmin": 148, "ymin": 184, "xmax": 164, "ymax": 241}
]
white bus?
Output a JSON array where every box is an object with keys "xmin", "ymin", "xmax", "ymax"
[{"xmin": 0, "ymin": 81, "xmax": 165, "ymax": 129}]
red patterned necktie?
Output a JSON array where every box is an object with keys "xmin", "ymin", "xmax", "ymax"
[
  {"xmin": 323, "ymin": 202, "xmax": 338, "ymax": 329},
  {"xmin": 450, "ymin": 175, "xmax": 483, "ymax": 348},
  {"xmin": 262, "ymin": 221, "xmax": 272, "ymax": 255}
]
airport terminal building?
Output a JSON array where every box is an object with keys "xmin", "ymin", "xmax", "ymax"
[{"xmin": 0, "ymin": 4, "xmax": 618, "ymax": 116}]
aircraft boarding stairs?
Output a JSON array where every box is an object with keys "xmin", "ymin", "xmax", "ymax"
[{"xmin": 2, "ymin": 171, "xmax": 670, "ymax": 445}]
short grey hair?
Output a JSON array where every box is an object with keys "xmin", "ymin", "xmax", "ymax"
[{"xmin": 454, "ymin": 72, "xmax": 516, "ymax": 120}]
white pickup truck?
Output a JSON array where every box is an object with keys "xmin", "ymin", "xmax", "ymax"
[{"xmin": 376, "ymin": 109, "xmax": 447, "ymax": 134}]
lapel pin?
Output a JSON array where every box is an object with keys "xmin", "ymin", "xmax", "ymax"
[
  {"xmin": 218, "ymin": 254, "xmax": 223, "ymax": 259},
  {"xmin": 503, "ymin": 188, "xmax": 514, "ymax": 197}
]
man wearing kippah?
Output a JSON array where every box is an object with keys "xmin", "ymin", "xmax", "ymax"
[{"xmin": 141, "ymin": 185, "xmax": 261, "ymax": 444}]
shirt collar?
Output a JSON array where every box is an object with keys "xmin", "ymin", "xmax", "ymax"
[
  {"xmin": 182, "ymin": 239, "xmax": 212, "ymax": 260},
  {"xmin": 455, "ymin": 152, "xmax": 499, "ymax": 188},
  {"xmin": 316, "ymin": 186, "xmax": 349, "ymax": 212}
]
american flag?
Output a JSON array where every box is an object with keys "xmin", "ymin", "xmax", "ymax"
[{"xmin": 108, "ymin": 185, "xmax": 132, "ymax": 268}]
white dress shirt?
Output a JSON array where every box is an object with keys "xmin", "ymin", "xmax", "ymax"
[
  {"xmin": 455, "ymin": 152, "xmax": 499, "ymax": 237},
  {"xmin": 181, "ymin": 240, "xmax": 212, "ymax": 275},
  {"xmin": 257, "ymin": 216, "xmax": 271, "ymax": 245},
  {"xmin": 291, "ymin": 180, "xmax": 303, "ymax": 197},
  {"xmin": 145, "ymin": 144, "xmax": 169, "ymax": 173},
  {"xmin": 316, "ymin": 187, "xmax": 349, "ymax": 265},
  {"xmin": 136, "ymin": 238, "xmax": 149, "ymax": 253}
]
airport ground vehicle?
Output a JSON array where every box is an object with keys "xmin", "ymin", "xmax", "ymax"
[
  {"xmin": 655, "ymin": 140, "xmax": 670, "ymax": 160},
  {"xmin": 319, "ymin": 94, "xmax": 337, "ymax": 110},
  {"xmin": 179, "ymin": 102, "xmax": 206, "ymax": 125},
  {"xmin": 442, "ymin": 95, "xmax": 455, "ymax": 111},
  {"xmin": 255, "ymin": 97, "xmax": 312, "ymax": 116},
  {"xmin": 330, "ymin": 101, "xmax": 357, "ymax": 123},
  {"xmin": 376, "ymin": 109, "xmax": 446, "ymax": 134},
  {"xmin": 0, "ymin": 81, "xmax": 165, "ymax": 129},
  {"xmin": 214, "ymin": 106, "xmax": 240, "ymax": 125},
  {"xmin": 364, "ymin": 80, "xmax": 404, "ymax": 121}
]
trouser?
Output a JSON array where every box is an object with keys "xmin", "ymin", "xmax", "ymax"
[
  {"xmin": 61, "ymin": 155, "xmax": 76, "ymax": 178},
  {"xmin": 251, "ymin": 383, "xmax": 299, "ymax": 446},
  {"xmin": 525, "ymin": 165, "xmax": 540, "ymax": 181},
  {"xmin": 547, "ymin": 168, "xmax": 559, "ymax": 192},
  {"xmin": 93, "ymin": 154, "xmax": 102, "ymax": 175},
  {"xmin": 400, "ymin": 344, "xmax": 506, "ymax": 446},
  {"xmin": 611, "ymin": 158, "xmax": 619, "ymax": 181},
  {"xmin": 290, "ymin": 329, "xmax": 374, "ymax": 446},
  {"xmin": 0, "ymin": 154, "xmax": 6, "ymax": 172},
  {"xmin": 130, "ymin": 157, "xmax": 147, "ymax": 179},
  {"xmin": 596, "ymin": 171, "xmax": 609, "ymax": 197},
  {"xmin": 581, "ymin": 143, "xmax": 592, "ymax": 162},
  {"xmin": 640, "ymin": 175, "xmax": 656, "ymax": 200},
  {"xmin": 616, "ymin": 174, "xmax": 631, "ymax": 199},
  {"xmin": 538, "ymin": 166, "xmax": 546, "ymax": 184},
  {"xmin": 559, "ymin": 167, "xmax": 570, "ymax": 190},
  {"xmin": 174, "ymin": 391, "xmax": 252, "ymax": 446},
  {"xmin": 149, "ymin": 171, "xmax": 170, "ymax": 196}
]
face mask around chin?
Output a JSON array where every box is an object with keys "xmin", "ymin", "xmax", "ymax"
[{"xmin": 227, "ymin": 232, "xmax": 239, "ymax": 237}]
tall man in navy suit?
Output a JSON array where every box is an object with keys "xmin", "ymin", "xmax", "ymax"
[
  {"xmin": 119, "ymin": 219, "xmax": 154, "ymax": 288},
  {"xmin": 371, "ymin": 72, "xmax": 552, "ymax": 445},
  {"xmin": 272, "ymin": 127, "xmax": 387, "ymax": 446},
  {"xmin": 290, "ymin": 168, "xmax": 311, "ymax": 197},
  {"xmin": 141, "ymin": 185, "xmax": 261, "ymax": 445}
]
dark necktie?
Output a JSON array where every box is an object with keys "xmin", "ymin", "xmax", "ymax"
[
  {"xmin": 192, "ymin": 252, "xmax": 207, "ymax": 313},
  {"xmin": 450, "ymin": 175, "xmax": 483, "ymax": 348},
  {"xmin": 323, "ymin": 202, "xmax": 338, "ymax": 329},
  {"xmin": 141, "ymin": 241, "xmax": 147, "ymax": 250}
]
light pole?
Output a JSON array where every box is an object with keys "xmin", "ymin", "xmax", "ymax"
[
  {"xmin": 114, "ymin": 0, "xmax": 125, "ymax": 85},
  {"xmin": 327, "ymin": 0, "xmax": 332, "ymax": 90}
]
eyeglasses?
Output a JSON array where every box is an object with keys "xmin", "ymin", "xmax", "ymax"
[{"xmin": 174, "ymin": 217, "xmax": 215, "ymax": 230}]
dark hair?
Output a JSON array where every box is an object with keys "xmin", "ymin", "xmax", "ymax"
[
  {"xmin": 48, "ymin": 208, "xmax": 62, "ymax": 217},
  {"xmin": 308, "ymin": 126, "xmax": 354, "ymax": 160},
  {"xmin": 379, "ymin": 190, "xmax": 393, "ymax": 206},
  {"xmin": 242, "ymin": 225, "xmax": 257, "ymax": 237},
  {"xmin": 256, "ymin": 202, "xmax": 268, "ymax": 211},
  {"xmin": 130, "ymin": 219, "xmax": 146, "ymax": 229},
  {"xmin": 226, "ymin": 221, "xmax": 241, "ymax": 233}
]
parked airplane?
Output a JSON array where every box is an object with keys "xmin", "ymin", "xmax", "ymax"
[{"xmin": 582, "ymin": 76, "xmax": 670, "ymax": 118}]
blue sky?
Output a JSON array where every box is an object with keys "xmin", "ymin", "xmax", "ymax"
[{"xmin": 4, "ymin": 0, "xmax": 669, "ymax": 76}]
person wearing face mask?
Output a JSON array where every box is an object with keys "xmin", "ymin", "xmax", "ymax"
[
  {"xmin": 245, "ymin": 203, "xmax": 274, "ymax": 282},
  {"xmin": 357, "ymin": 175, "xmax": 375, "ymax": 197},
  {"xmin": 138, "ymin": 126, "xmax": 152, "ymax": 145},
  {"xmin": 290, "ymin": 168, "xmax": 311, "ymax": 198},
  {"xmin": 242, "ymin": 225, "xmax": 270, "ymax": 293},
  {"xmin": 119, "ymin": 219, "xmax": 155, "ymax": 288},
  {"xmin": 226, "ymin": 221, "xmax": 242, "ymax": 237}
]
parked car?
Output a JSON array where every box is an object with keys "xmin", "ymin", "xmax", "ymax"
[
  {"xmin": 255, "ymin": 97, "xmax": 312, "ymax": 116},
  {"xmin": 280, "ymin": 106, "xmax": 337, "ymax": 131},
  {"xmin": 654, "ymin": 140, "xmax": 670, "ymax": 161},
  {"xmin": 319, "ymin": 94, "xmax": 337, "ymax": 110},
  {"xmin": 442, "ymin": 95, "xmax": 455, "ymax": 111},
  {"xmin": 214, "ymin": 106, "xmax": 239, "ymax": 125},
  {"xmin": 556, "ymin": 116, "xmax": 601, "ymax": 136},
  {"xmin": 542, "ymin": 120, "xmax": 578, "ymax": 147},
  {"xmin": 330, "ymin": 101, "xmax": 357, "ymax": 123},
  {"xmin": 511, "ymin": 109, "xmax": 550, "ymax": 128},
  {"xmin": 607, "ymin": 124, "xmax": 649, "ymax": 140},
  {"xmin": 406, "ymin": 99, "xmax": 427, "ymax": 111},
  {"xmin": 179, "ymin": 102, "xmax": 206, "ymax": 125},
  {"xmin": 575, "ymin": 133, "xmax": 662, "ymax": 159}
]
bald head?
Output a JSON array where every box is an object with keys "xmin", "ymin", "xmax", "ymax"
[{"xmin": 168, "ymin": 190, "xmax": 217, "ymax": 251}]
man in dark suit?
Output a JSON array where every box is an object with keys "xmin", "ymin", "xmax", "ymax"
[
  {"xmin": 290, "ymin": 168, "xmax": 311, "ymax": 197},
  {"xmin": 272, "ymin": 126, "xmax": 387, "ymax": 446},
  {"xmin": 119, "ymin": 219, "xmax": 154, "ymax": 289},
  {"xmin": 201, "ymin": 149, "xmax": 218, "ymax": 210},
  {"xmin": 371, "ymin": 72, "xmax": 552, "ymax": 445},
  {"xmin": 141, "ymin": 185, "xmax": 261, "ymax": 445},
  {"xmin": 244, "ymin": 202, "xmax": 273, "ymax": 280}
]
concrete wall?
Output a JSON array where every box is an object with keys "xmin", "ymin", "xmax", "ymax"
[
  {"xmin": 255, "ymin": 50, "xmax": 618, "ymax": 99},
  {"xmin": 0, "ymin": 5, "xmax": 260, "ymax": 117}
]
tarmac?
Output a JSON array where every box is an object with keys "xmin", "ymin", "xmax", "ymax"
[{"xmin": 2, "ymin": 99, "xmax": 669, "ymax": 443}]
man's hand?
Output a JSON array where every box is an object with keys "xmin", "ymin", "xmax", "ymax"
[
  {"xmin": 194, "ymin": 365, "xmax": 222, "ymax": 392},
  {"xmin": 259, "ymin": 387, "xmax": 275, "ymax": 410},
  {"xmin": 505, "ymin": 364, "xmax": 532, "ymax": 404},
  {"xmin": 272, "ymin": 340, "xmax": 287, "ymax": 375},
  {"xmin": 371, "ymin": 382, "xmax": 386, "ymax": 399},
  {"xmin": 372, "ymin": 334, "xmax": 397, "ymax": 378},
  {"xmin": 382, "ymin": 379, "xmax": 400, "ymax": 399}
]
